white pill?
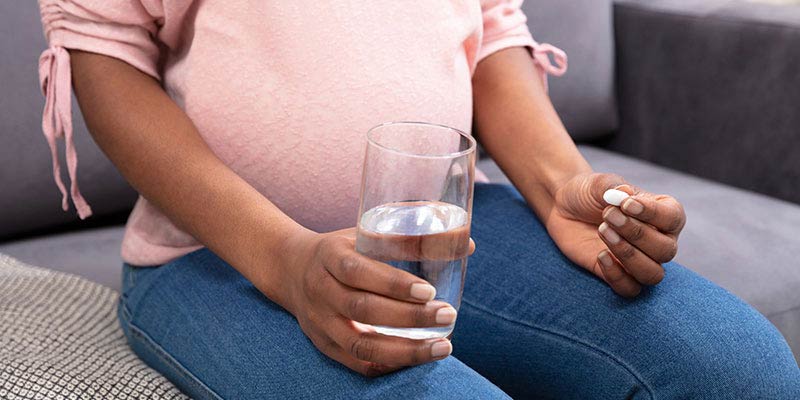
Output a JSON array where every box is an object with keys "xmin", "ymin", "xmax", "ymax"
[{"xmin": 603, "ymin": 189, "xmax": 630, "ymax": 206}]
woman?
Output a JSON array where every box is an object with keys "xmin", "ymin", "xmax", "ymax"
[{"xmin": 38, "ymin": 0, "xmax": 799, "ymax": 398}]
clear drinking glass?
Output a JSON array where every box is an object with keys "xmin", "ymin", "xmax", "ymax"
[{"xmin": 355, "ymin": 121, "xmax": 476, "ymax": 340}]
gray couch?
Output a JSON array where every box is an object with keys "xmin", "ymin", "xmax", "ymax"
[{"xmin": 2, "ymin": 0, "xmax": 799, "ymax": 368}]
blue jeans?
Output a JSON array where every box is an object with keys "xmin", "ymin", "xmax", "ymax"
[{"xmin": 118, "ymin": 183, "xmax": 800, "ymax": 399}]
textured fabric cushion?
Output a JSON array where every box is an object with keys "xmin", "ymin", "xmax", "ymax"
[
  {"xmin": 0, "ymin": 254, "xmax": 186, "ymax": 399},
  {"xmin": 522, "ymin": 0, "xmax": 618, "ymax": 140},
  {"xmin": 479, "ymin": 145, "xmax": 800, "ymax": 359},
  {"xmin": 611, "ymin": 0, "xmax": 800, "ymax": 204},
  {"xmin": 0, "ymin": 1, "xmax": 137, "ymax": 241},
  {"xmin": 0, "ymin": 226, "xmax": 125, "ymax": 291}
]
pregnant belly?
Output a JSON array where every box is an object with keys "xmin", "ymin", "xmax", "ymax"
[{"xmin": 172, "ymin": 45, "xmax": 475, "ymax": 233}]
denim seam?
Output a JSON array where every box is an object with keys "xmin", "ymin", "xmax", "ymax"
[
  {"xmin": 120, "ymin": 305, "xmax": 223, "ymax": 400},
  {"xmin": 121, "ymin": 302, "xmax": 132, "ymax": 322},
  {"xmin": 127, "ymin": 264, "xmax": 137, "ymax": 287},
  {"xmin": 462, "ymin": 298, "xmax": 656, "ymax": 399}
]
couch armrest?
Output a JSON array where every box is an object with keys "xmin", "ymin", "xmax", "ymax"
[{"xmin": 609, "ymin": 0, "xmax": 800, "ymax": 204}]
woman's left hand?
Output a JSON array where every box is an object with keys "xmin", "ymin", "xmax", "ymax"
[{"xmin": 546, "ymin": 173, "xmax": 686, "ymax": 297}]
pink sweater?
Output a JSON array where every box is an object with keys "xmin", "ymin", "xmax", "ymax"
[{"xmin": 38, "ymin": 0, "xmax": 566, "ymax": 266}]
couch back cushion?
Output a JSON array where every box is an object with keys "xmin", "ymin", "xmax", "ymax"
[
  {"xmin": 522, "ymin": 0, "xmax": 618, "ymax": 140},
  {"xmin": 0, "ymin": 1, "xmax": 138, "ymax": 241}
]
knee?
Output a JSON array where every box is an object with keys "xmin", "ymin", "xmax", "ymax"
[
  {"xmin": 650, "ymin": 308, "xmax": 800, "ymax": 398},
  {"xmin": 385, "ymin": 357, "xmax": 509, "ymax": 399}
]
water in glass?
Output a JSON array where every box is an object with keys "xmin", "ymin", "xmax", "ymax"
[{"xmin": 356, "ymin": 200, "xmax": 469, "ymax": 339}]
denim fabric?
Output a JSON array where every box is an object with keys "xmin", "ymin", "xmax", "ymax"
[{"xmin": 118, "ymin": 183, "xmax": 800, "ymax": 399}]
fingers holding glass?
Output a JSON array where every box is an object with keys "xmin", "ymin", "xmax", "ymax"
[
  {"xmin": 326, "ymin": 316, "xmax": 453, "ymax": 368},
  {"xmin": 319, "ymin": 236, "xmax": 437, "ymax": 303}
]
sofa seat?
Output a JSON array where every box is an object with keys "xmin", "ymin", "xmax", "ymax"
[
  {"xmin": 0, "ymin": 226, "xmax": 126, "ymax": 291},
  {"xmin": 2, "ymin": 145, "xmax": 798, "ymax": 358}
]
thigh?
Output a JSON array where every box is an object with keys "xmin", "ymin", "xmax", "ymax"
[
  {"xmin": 452, "ymin": 183, "xmax": 800, "ymax": 400},
  {"xmin": 118, "ymin": 249, "xmax": 509, "ymax": 400}
]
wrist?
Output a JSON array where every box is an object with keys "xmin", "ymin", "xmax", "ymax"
[
  {"xmin": 248, "ymin": 222, "xmax": 316, "ymax": 315},
  {"xmin": 535, "ymin": 161, "xmax": 594, "ymax": 199},
  {"xmin": 515, "ymin": 165, "xmax": 593, "ymax": 222}
]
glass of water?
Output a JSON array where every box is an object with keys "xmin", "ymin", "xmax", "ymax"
[{"xmin": 355, "ymin": 121, "xmax": 476, "ymax": 340}]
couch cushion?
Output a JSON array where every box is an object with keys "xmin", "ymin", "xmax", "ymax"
[
  {"xmin": 0, "ymin": 254, "xmax": 186, "ymax": 399},
  {"xmin": 0, "ymin": 1, "xmax": 137, "ymax": 241},
  {"xmin": 523, "ymin": 0, "xmax": 618, "ymax": 140},
  {"xmin": 480, "ymin": 145, "xmax": 800, "ymax": 357},
  {"xmin": 612, "ymin": 0, "xmax": 800, "ymax": 204},
  {"xmin": 0, "ymin": 226, "xmax": 125, "ymax": 291}
]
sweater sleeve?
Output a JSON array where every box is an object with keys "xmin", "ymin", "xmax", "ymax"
[
  {"xmin": 478, "ymin": 0, "xmax": 568, "ymax": 89},
  {"xmin": 37, "ymin": 0, "xmax": 167, "ymax": 219},
  {"xmin": 40, "ymin": 0, "xmax": 165, "ymax": 79}
]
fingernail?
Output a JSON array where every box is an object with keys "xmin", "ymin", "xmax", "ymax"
[
  {"xmin": 603, "ymin": 189, "xmax": 630, "ymax": 206},
  {"xmin": 431, "ymin": 340, "xmax": 452, "ymax": 358},
  {"xmin": 410, "ymin": 283, "xmax": 436, "ymax": 301},
  {"xmin": 598, "ymin": 251, "xmax": 614, "ymax": 268},
  {"xmin": 599, "ymin": 222, "xmax": 621, "ymax": 244},
  {"xmin": 435, "ymin": 306, "xmax": 457, "ymax": 325},
  {"xmin": 605, "ymin": 208, "xmax": 627, "ymax": 227},
  {"xmin": 623, "ymin": 199, "xmax": 644, "ymax": 215}
]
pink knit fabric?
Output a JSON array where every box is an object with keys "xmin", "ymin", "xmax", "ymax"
[{"xmin": 38, "ymin": 0, "xmax": 567, "ymax": 266}]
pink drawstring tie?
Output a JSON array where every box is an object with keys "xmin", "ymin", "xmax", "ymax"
[
  {"xmin": 532, "ymin": 43, "xmax": 568, "ymax": 91},
  {"xmin": 533, "ymin": 43, "xmax": 568, "ymax": 76},
  {"xmin": 39, "ymin": 46, "xmax": 92, "ymax": 219}
]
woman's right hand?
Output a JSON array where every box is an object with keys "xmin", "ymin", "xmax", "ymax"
[{"xmin": 274, "ymin": 228, "xmax": 458, "ymax": 377}]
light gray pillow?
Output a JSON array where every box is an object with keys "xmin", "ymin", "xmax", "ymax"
[{"xmin": 0, "ymin": 254, "xmax": 186, "ymax": 399}]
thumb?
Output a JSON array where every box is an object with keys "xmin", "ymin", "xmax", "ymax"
[
  {"xmin": 586, "ymin": 173, "xmax": 629, "ymax": 208},
  {"xmin": 613, "ymin": 184, "xmax": 636, "ymax": 196},
  {"xmin": 557, "ymin": 173, "xmax": 628, "ymax": 224}
]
